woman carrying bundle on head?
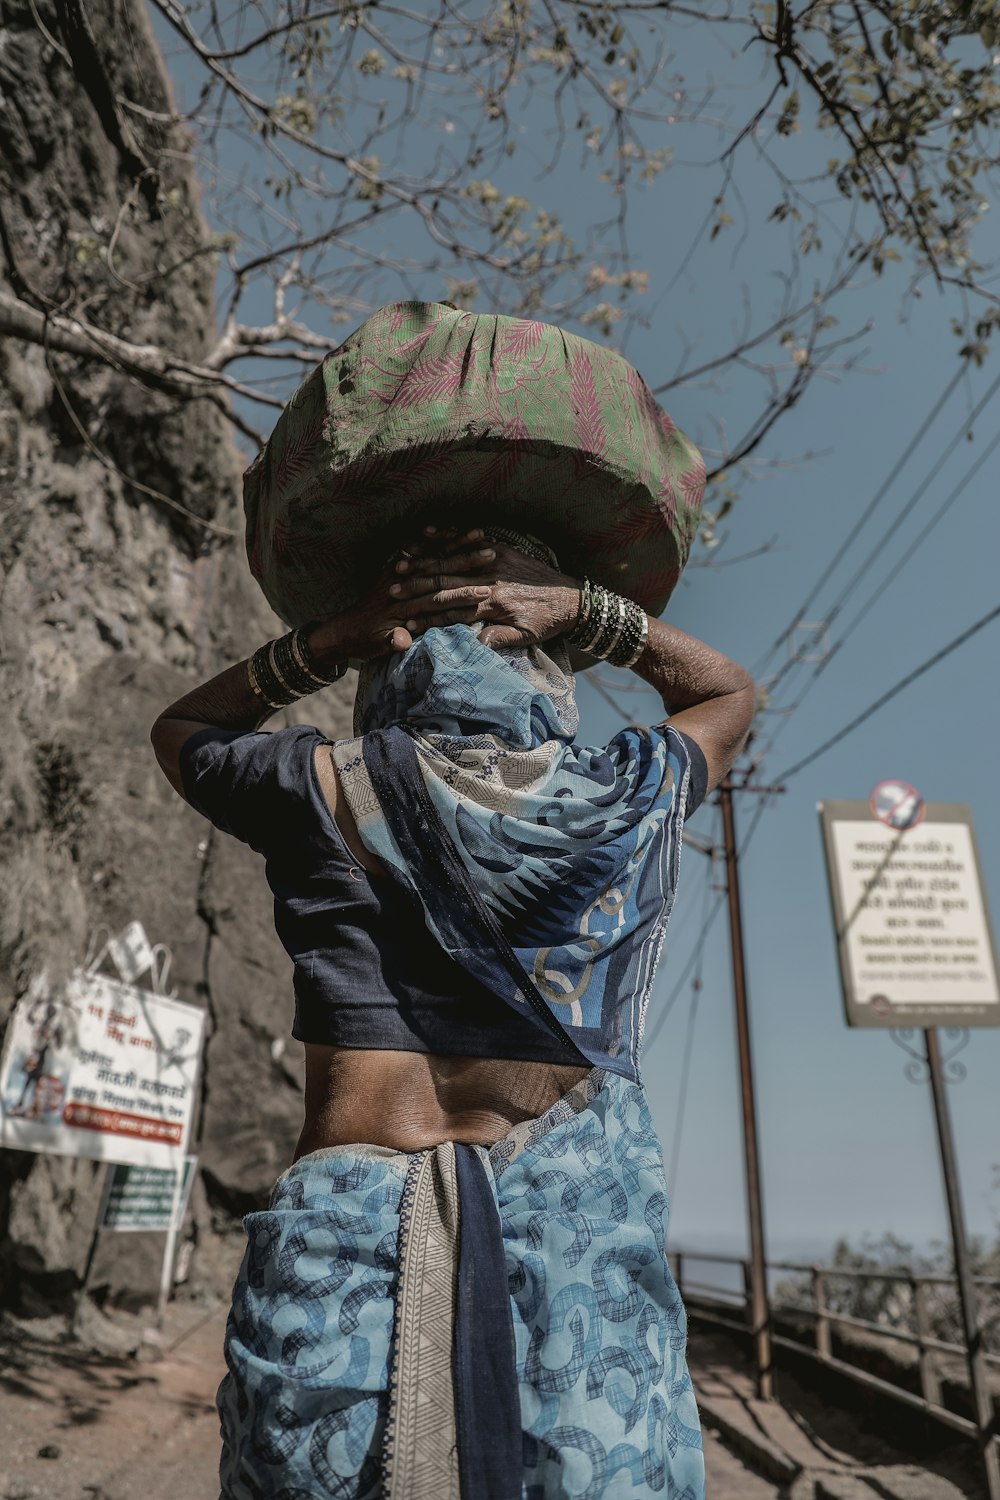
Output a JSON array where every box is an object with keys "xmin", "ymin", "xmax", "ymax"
[{"xmin": 151, "ymin": 303, "xmax": 755, "ymax": 1500}]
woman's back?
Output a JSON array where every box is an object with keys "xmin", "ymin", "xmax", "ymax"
[
  {"xmin": 188, "ymin": 723, "xmax": 706, "ymax": 1157},
  {"xmin": 179, "ymin": 717, "xmax": 594, "ymax": 1154},
  {"xmin": 302, "ymin": 729, "xmax": 594, "ymax": 1156}
]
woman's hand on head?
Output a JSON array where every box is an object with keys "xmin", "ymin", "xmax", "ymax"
[
  {"xmin": 388, "ymin": 527, "xmax": 582, "ymax": 649},
  {"xmin": 306, "ymin": 529, "xmax": 501, "ymax": 664}
]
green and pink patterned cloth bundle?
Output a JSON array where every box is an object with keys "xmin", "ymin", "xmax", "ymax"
[{"xmin": 244, "ymin": 301, "xmax": 705, "ymax": 625}]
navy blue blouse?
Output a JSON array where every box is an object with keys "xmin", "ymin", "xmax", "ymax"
[{"xmin": 179, "ymin": 722, "xmax": 707, "ymax": 1056}]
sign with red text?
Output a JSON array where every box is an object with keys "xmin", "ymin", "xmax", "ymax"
[
  {"xmin": 819, "ymin": 801, "xmax": 1000, "ymax": 1028},
  {"xmin": 0, "ymin": 970, "xmax": 204, "ymax": 1165}
]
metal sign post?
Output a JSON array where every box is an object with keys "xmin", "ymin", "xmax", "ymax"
[
  {"xmin": 70, "ymin": 1156, "xmax": 198, "ymax": 1337},
  {"xmin": 819, "ymin": 790, "xmax": 1000, "ymax": 1498},
  {"xmin": 924, "ymin": 1029, "xmax": 1000, "ymax": 1500},
  {"xmin": 720, "ymin": 783, "xmax": 773, "ymax": 1400}
]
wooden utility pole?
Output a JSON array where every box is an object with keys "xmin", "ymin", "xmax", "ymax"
[
  {"xmin": 925, "ymin": 1029, "xmax": 1000, "ymax": 1500},
  {"xmin": 720, "ymin": 782, "xmax": 773, "ymax": 1400}
]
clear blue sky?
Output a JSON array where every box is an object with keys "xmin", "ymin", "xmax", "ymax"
[
  {"xmin": 153, "ymin": 9, "xmax": 1000, "ymax": 1263},
  {"xmin": 564, "ymin": 25, "xmax": 1000, "ymax": 1262}
]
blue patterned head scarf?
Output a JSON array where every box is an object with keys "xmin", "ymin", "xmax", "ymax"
[
  {"xmin": 353, "ymin": 625, "xmax": 579, "ymax": 742},
  {"xmin": 333, "ymin": 625, "xmax": 691, "ymax": 1080}
]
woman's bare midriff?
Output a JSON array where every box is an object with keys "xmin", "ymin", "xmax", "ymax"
[
  {"xmin": 296, "ymin": 1046, "xmax": 590, "ymax": 1158},
  {"xmin": 296, "ymin": 745, "xmax": 589, "ymax": 1158}
]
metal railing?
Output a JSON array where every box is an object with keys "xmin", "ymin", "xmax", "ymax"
[{"xmin": 670, "ymin": 1249, "xmax": 1000, "ymax": 1448}]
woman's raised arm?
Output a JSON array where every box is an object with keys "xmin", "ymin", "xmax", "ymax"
[
  {"xmin": 150, "ymin": 531, "xmax": 496, "ymax": 797},
  {"xmin": 630, "ymin": 618, "xmax": 755, "ymax": 793}
]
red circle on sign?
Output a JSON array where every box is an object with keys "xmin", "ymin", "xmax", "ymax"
[{"xmin": 870, "ymin": 779, "xmax": 925, "ymax": 831}]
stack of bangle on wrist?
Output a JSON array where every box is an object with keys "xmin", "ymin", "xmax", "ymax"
[
  {"xmin": 566, "ymin": 579, "xmax": 649, "ymax": 669},
  {"xmin": 247, "ymin": 627, "xmax": 347, "ymax": 710}
]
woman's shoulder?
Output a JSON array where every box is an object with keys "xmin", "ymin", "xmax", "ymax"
[{"xmin": 179, "ymin": 721, "xmax": 330, "ymax": 850}]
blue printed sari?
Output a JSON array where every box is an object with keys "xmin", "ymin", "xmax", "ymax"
[
  {"xmin": 218, "ymin": 626, "xmax": 704, "ymax": 1498},
  {"xmin": 219, "ymin": 1069, "xmax": 703, "ymax": 1499}
]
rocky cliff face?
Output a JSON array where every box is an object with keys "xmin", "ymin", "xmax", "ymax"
[{"xmin": 0, "ymin": 0, "xmax": 353, "ymax": 1316}]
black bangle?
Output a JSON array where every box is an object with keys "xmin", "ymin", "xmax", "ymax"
[
  {"xmin": 580, "ymin": 583, "xmax": 612, "ymax": 654},
  {"xmin": 609, "ymin": 601, "xmax": 649, "ymax": 668},
  {"xmin": 248, "ymin": 641, "xmax": 298, "ymax": 708},
  {"xmin": 247, "ymin": 629, "xmax": 347, "ymax": 710},
  {"xmin": 565, "ymin": 580, "xmax": 647, "ymax": 667},
  {"xmin": 590, "ymin": 593, "xmax": 625, "ymax": 660},
  {"xmin": 293, "ymin": 626, "xmax": 348, "ymax": 685},
  {"xmin": 272, "ymin": 632, "xmax": 312, "ymax": 697},
  {"xmin": 607, "ymin": 600, "xmax": 640, "ymax": 667}
]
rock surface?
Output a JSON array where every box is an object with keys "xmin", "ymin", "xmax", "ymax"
[{"xmin": 0, "ymin": 0, "xmax": 353, "ymax": 1317}]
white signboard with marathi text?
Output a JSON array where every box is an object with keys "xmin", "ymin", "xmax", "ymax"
[
  {"xmin": 0, "ymin": 969, "xmax": 204, "ymax": 1165},
  {"xmin": 819, "ymin": 800, "xmax": 1000, "ymax": 1028}
]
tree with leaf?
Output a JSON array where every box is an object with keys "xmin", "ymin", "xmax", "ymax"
[{"xmin": 2, "ymin": 0, "xmax": 998, "ymax": 544}]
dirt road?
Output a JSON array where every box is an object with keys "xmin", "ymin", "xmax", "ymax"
[
  {"xmin": 1, "ymin": 1304, "xmax": 227, "ymax": 1500},
  {"xmin": 0, "ymin": 1303, "xmax": 778, "ymax": 1500}
]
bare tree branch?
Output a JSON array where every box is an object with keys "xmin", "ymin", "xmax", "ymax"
[{"xmin": 6, "ymin": 0, "xmax": 997, "ymax": 543}]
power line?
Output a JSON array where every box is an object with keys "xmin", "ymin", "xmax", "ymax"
[
  {"xmin": 644, "ymin": 886, "xmax": 724, "ymax": 1053},
  {"xmin": 647, "ymin": 789, "xmax": 776, "ymax": 1057},
  {"xmin": 659, "ymin": 851, "xmax": 716, "ymax": 949},
  {"xmin": 643, "ymin": 896, "xmax": 721, "ymax": 1050},
  {"xmin": 585, "ymin": 668, "xmax": 655, "ymax": 722},
  {"xmin": 589, "ymin": 371, "xmax": 997, "ymax": 829},
  {"xmin": 820, "ymin": 421, "xmax": 1000, "ymax": 661},
  {"xmin": 587, "ymin": 367, "xmax": 995, "ymax": 814},
  {"xmin": 754, "ymin": 364, "xmax": 966, "ymax": 680},
  {"xmin": 754, "ymin": 387, "xmax": 1000, "ymax": 772},
  {"xmin": 792, "ymin": 369, "xmax": 1000, "ymax": 648},
  {"xmin": 762, "ymin": 365, "xmax": 1000, "ymax": 698},
  {"xmin": 667, "ymin": 975, "xmax": 703, "ymax": 1194},
  {"xmin": 775, "ymin": 601, "xmax": 1000, "ymax": 783},
  {"xmin": 755, "ymin": 373, "xmax": 1000, "ymax": 780},
  {"xmin": 732, "ymin": 792, "xmax": 771, "ymax": 861},
  {"xmin": 667, "ymin": 869, "xmax": 713, "ymax": 1196}
]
